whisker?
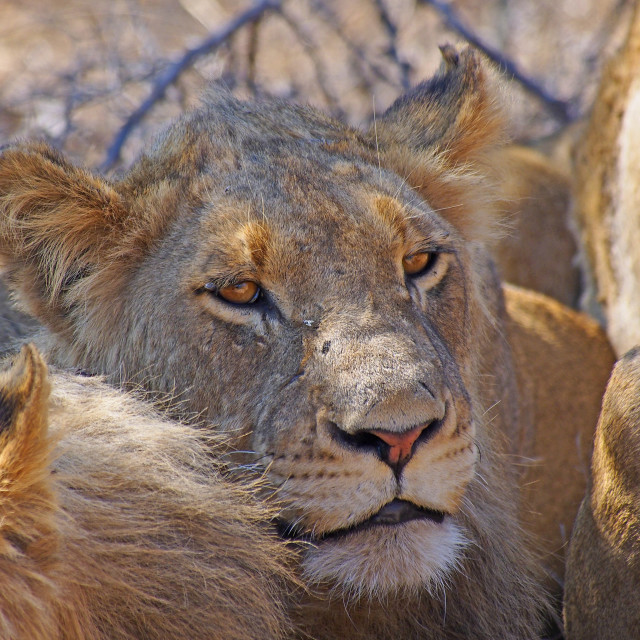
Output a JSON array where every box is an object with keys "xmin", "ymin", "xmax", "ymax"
[{"xmin": 372, "ymin": 95, "xmax": 381, "ymax": 181}]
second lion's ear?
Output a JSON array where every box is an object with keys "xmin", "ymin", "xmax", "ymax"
[
  {"xmin": 0, "ymin": 142, "xmax": 131, "ymax": 336},
  {"xmin": 371, "ymin": 45, "xmax": 506, "ymax": 243}
]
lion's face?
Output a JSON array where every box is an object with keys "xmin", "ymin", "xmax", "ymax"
[
  {"xmin": 0, "ymin": 49, "xmax": 521, "ymax": 600},
  {"xmin": 119, "ymin": 134, "xmax": 493, "ymax": 596}
]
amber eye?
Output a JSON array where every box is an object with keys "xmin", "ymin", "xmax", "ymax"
[
  {"xmin": 216, "ymin": 281, "xmax": 260, "ymax": 305},
  {"xmin": 402, "ymin": 252, "xmax": 433, "ymax": 276}
]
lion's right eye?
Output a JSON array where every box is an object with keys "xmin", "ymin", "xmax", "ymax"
[
  {"xmin": 402, "ymin": 252, "xmax": 434, "ymax": 277},
  {"xmin": 205, "ymin": 281, "xmax": 261, "ymax": 305}
]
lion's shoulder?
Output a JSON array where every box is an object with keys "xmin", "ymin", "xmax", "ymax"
[{"xmin": 564, "ymin": 347, "xmax": 640, "ymax": 638}]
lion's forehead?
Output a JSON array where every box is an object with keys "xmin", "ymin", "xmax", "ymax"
[
  {"xmin": 216, "ymin": 141, "xmax": 384, "ymax": 204},
  {"xmin": 142, "ymin": 115, "xmax": 454, "ymax": 276},
  {"xmin": 191, "ymin": 152, "xmax": 452, "ymax": 271}
]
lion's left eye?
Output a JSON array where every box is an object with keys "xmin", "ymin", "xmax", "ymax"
[
  {"xmin": 402, "ymin": 252, "xmax": 434, "ymax": 277},
  {"xmin": 211, "ymin": 281, "xmax": 261, "ymax": 305}
]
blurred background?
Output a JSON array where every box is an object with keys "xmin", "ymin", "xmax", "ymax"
[{"xmin": 0, "ymin": 0, "xmax": 633, "ymax": 172}]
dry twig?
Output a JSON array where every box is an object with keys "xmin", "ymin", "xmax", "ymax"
[
  {"xmin": 308, "ymin": 0, "xmax": 399, "ymax": 90},
  {"xmin": 419, "ymin": 0, "xmax": 574, "ymax": 122},
  {"xmin": 101, "ymin": 0, "xmax": 282, "ymax": 171},
  {"xmin": 246, "ymin": 19, "xmax": 262, "ymax": 95}
]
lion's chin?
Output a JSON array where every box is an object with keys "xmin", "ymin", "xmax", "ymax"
[{"xmin": 301, "ymin": 518, "xmax": 466, "ymax": 600}]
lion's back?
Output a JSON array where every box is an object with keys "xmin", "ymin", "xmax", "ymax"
[{"xmin": 504, "ymin": 284, "xmax": 614, "ymax": 584}]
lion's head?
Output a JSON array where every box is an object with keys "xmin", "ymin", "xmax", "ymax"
[{"xmin": 0, "ymin": 47, "xmax": 550, "ymax": 636}]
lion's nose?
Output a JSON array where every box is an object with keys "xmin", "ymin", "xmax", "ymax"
[
  {"xmin": 330, "ymin": 420, "xmax": 442, "ymax": 476},
  {"xmin": 368, "ymin": 425, "xmax": 427, "ymax": 467}
]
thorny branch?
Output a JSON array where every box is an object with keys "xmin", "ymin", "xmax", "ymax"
[
  {"xmin": 101, "ymin": 0, "xmax": 282, "ymax": 171},
  {"xmin": 418, "ymin": 0, "xmax": 574, "ymax": 122}
]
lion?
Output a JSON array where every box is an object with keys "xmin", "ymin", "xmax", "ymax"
[
  {"xmin": 573, "ymin": 2, "xmax": 640, "ymax": 355},
  {"xmin": 563, "ymin": 347, "xmax": 640, "ymax": 638},
  {"xmin": 491, "ymin": 144, "xmax": 580, "ymax": 308},
  {"xmin": 0, "ymin": 343, "xmax": 295, "ymax": 640},
  {"xmin": 0, "ymin": 46, "xmax": 614, "ymax": 638}
]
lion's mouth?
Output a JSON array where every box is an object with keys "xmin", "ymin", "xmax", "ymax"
[{"xmin": 277, "ymin": 498, "xmax": 446, "ymax": 543}]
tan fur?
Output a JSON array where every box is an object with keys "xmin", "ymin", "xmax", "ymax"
[
  {"xmin": 505, "ymin": 285, "xmax": 615, "ymax": 585},
  {"xmin": 0, "ymin": 47, "xmax": 614, "ymax": 638},
  {"xmin": 564, "ymin": 347, "xmax": 640, "ymax": 638},
  {"xmin": 492, "ymin": 146, "xmax": 580, "ymax": 307},
  {"xmin": 573, "ymin": 4, "xmax": 640, "ymax": 355},
  {"xmin": 0, "ymin": 344, "xmax": 295, "ymax": 640}
]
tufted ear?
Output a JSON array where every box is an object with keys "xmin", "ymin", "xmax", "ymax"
[
  {"xmin": 0, "ymin": 140, "xmax": 188, "ymax": 344},
  {"xmin": 0, "ymin": 343, "xmax": 52, "ymax": 521},
  {"xmin": 0, "ymin": 142, "xmax": 132, "ymax": 336},
  {"xmin": 372, "ymin": 45, "xmax": 506, "ymax": 243},
  {"xmin": 0, "ymin": 343, "xmax": 50, "ymax": 462}
]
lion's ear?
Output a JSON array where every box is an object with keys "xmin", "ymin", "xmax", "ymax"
[
  {"xmin": 0, "ymin": 343, "xmax": 50, "ymax": 458},
  {"xmin": 372, "ymin": 45, "xmax": 506, "ymax": 242},
  {"xmin": 0, "ymin": 142, "xmax": 132, "ymax": 335}
]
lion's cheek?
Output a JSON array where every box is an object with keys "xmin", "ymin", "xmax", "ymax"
[
  {"xmin": 400, "ymin": 442, "xmax": 477, "ymax": 513},
  {"xmin": 300, "ymin": 519, "xmax": 467, "ymax": 597}
]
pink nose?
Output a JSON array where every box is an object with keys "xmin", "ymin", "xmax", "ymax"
[{"xmin": 368, "ymin": 424, "xmax": 428, "ymax": 467}]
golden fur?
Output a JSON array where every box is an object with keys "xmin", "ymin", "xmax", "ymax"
[
  {"xmin": 491, "ymin": 145, "xmax": 580, "ymax": 307},
  {"xmin": 0, "ymin": 344, "xmax": 294, "ymax": 640},
  {"xmin": 564, "ymin": 9, "xmax": 640, "ymax": 633},
  {"xmin": 0, "ymin": 47, "xmax": 614, "ymax": 638},
  {"xmin": 573, "ymin": 4, "xmax": 640, "ymax": 355},
  {"xmin": 563, "ymin": 347, "xmax": 640, "ymax": 638}
]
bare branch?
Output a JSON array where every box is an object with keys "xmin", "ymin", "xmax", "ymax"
[
  {"xmin": 101, "ymin": 0, "xmax": 282, "ymax": 171},
  {"xmin": 372, "ymin": 0, "xmax": 412, "ymax": 90},
  {"xmin": 246, "ymin": 19, "xmax": 262, "ymax": 95},
  {"xmin": 418, "ymin": 0, "xmax": 574, "ymax": 123}
]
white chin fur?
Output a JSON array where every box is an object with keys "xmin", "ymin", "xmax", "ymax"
[{"xmin": 301, "ymin": 519, "xmax": 466, "ymax": 600}]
